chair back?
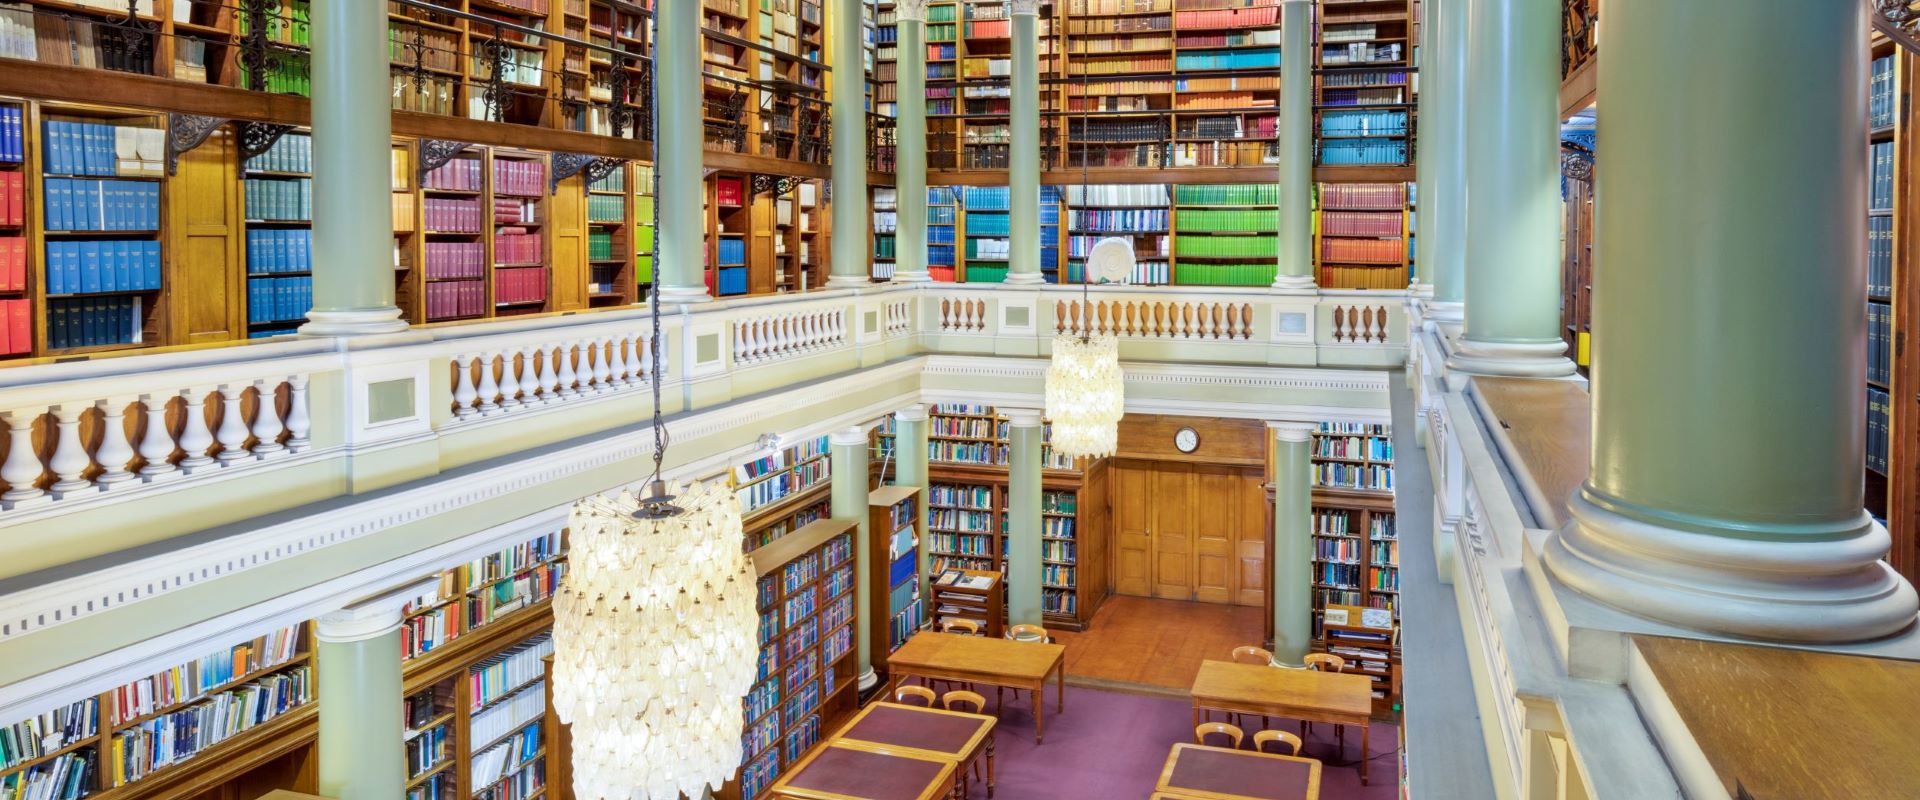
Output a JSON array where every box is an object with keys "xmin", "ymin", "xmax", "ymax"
[
  {"xmin": 1007, "ymin": 623, "xmax": 1048, "ymax": 642},
  {"xmin": 1304, "ymin": 652, "xmax": 1345, "ymax": 672},
  {"xmin": 1253, "ymin": 729, "xmax": 1303, "ymax": 756},
  {"xmin": 1193, "ymin": 721, "xmax": 1245, "ymax": 748},
  {"xmin": 941, "ymin": 689, "xmax": 988, "ymax": 714},
  {"xmin": 894, "ymin": 685, "xmax": 937, "ymax": 707},
  {"xmin": 1231, "ymin": 645, "xmax": 1275, "ymax": 666},
  {"xmin": 943, "ymin": 619, "xmax": 982, "ymax": 636}
]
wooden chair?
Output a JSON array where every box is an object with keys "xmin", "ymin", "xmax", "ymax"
[
  {"xmin": 1300, "ymin": 653, "xmax": 1348, "ymax": 747},
  {"xmin": 994, "ymin": 624, "xmax": 1048, "ymax": 711},
  {"xmin": 1253, "ymin": 730, "xmax": 1303, "ymax": 756},
  {"xmin": 943, "ymin": 619, "xmax": 982, "ymax": 635},
  {"xmin": 939, "ymin": 690, "xmax": 989, "ymax": 793},
  {"xmin": 1193, "ymin": 721, "xmax": 1244, "ymax": 749},
  {"xmin": 894, "ymin": 685, "xmax": 936, "ymax": 707}
]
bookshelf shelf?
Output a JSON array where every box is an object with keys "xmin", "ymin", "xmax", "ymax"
[{"xmin": 1308, "ymin": 420, "xmax": 1398, "ymax": 716}]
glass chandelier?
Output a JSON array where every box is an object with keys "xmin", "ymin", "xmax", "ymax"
[
  {"xmin": 1045, "ymin": 72, "xmax": 1124, "ymax": 459},
  {"xmin": 552, "ymin": 28, "xmax": 754, "ymax": 798}
]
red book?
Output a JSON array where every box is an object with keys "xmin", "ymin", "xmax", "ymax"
[{"xmin": 6, "ymin": 298, "xmax": 26, "ymax": 354}]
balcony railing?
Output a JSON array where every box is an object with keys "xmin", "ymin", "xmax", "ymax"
[{"xmin": 0, "ymin": 284, "xmax": 1405, "ymax": 575}]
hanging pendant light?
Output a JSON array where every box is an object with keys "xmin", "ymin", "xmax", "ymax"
[
  {"xmin": 552, "ymin": 35, "xmax": 753, "ymax": 800},
  {"xmin": 1045, "ymin": 70, "xmax": 1124, "ymax": 459}
]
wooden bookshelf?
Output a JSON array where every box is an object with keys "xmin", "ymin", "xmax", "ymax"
[
  {"xmin": 874, "ymin": 405, "xmax": 1109, "ymax": 631},
  {"xmin": 400, "ymin": 599, "xmax": 559, "ymax": 800},
  {"xmin": 871, "ymin": 186, "xmax": 897, "ymax": 281},
  {"xmin": 1314, "ymin": 181, "xmax": 1410, "ymax": 290},
  {"xmin": 488, "ymin": 149, "xmax": 551, "ymax": 316},
  {"xmin": 869, "ymin": 485, "xmax": 927, "ymax": 669},
  {"xmin": 240, "ymin": 130, "xmax": 313, "ymax": 338},
  {"xmin": 728, "ymin": 515, "xmax": 861, "ymax": 800},
  {"xmin": 927, "ymin": 185, "xmax": 959, "ymax": 282},
  {"xmin": 1307, "ymin": 420, "xmax": 1398, "ymax": 717},
  {"xmin": 928, "ymin": 568, "xmax": 1005, "ymax": 637},
  {"xmin": 731, "ymin": 435, "xmax": 834, "ymax": 548}
]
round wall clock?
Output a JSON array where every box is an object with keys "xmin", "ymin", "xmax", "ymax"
[{"xmin": 1174, "ymin": 426, "xmax": 1200, "ymax": 453}]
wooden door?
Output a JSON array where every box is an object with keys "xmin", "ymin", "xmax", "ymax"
[
  {"xmin": 169, "ymin": 128, "xmax": 242, "ymax": 344},
  {"xmin": 1192, "ymin": 464, "xmax": 1238, "ymax": 604},
  {"xmin": 1113, "ymin": 460, "xmax": 1154, "ymax": 597},
  {"xmin": 1233, "ymin": 468, "xmax": 1268, "ymax": 607},
  {"xmin": 1151, "ymin": 463, "xmax": 1194, "ymax": 599}
]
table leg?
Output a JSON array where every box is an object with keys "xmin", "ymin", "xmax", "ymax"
[
  {"xmin": 1191, "ymin": 702, "xmax": 1200, "ymax": 734},
  {"xmin": 1034, "ymin": 682, "xmax": 1045, "ymax": 744},
  {"xmin": 1361, "ymin": 721, "xmax": 1370, "ymax": 785},
  {"xmin": 987, "ymin": 734, "xmax": 996, "ymax": 797}
]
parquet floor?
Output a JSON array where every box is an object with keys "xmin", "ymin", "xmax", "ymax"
[{"xmin": 1052, "ymin": 595, "xmax": 1266, "ymax": 694}]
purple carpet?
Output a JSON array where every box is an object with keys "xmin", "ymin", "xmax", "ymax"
[{"xmin": 953, "ymin": 685, "xmax": 1401, "ymax": 799}]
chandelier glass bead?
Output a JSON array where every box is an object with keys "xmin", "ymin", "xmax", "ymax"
[{"xmin": 1045, "ymin": 333, "xmax": 1124, "ymax": 459}]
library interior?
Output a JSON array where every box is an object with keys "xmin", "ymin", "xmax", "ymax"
[{"xmin": 0, "ymin": 0, "xmax": 1915, "ymax": 798}]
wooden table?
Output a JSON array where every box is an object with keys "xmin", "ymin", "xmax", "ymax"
[
  {"xmin": 1188, "ymin": 660, "xmax": 1373, "ymax": 784},
  {"xmin": 885, "ymin": 631, "xmax": 1067, "ymax": 744},
  {"xmin": 1154, "ymin": 743, "xmax": 1323, "ymax": 800},
  {"xmin": 771, "ymin": 740, "xmax": 960, "ymax": 800},
  {"xmin": 835, "ymin": 702, "xmax": 998, "ymax": 797}
]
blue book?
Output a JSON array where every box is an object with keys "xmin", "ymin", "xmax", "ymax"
[
  {"xmin": 271, "ymin": 230, "xmax": 285, "ymax": 272},
  {"xmin": 79, "ymin": 242, "xmax": 100, "ymax": 294},
  {"xmin": 44, "ymin": 243, "xmax": 61, "ymax": 294},
  {"xmin": 43, "ymin": 122, "xmax": 61, "ymax": 175},
  {"xmin": 115, "ymin": 240, "xmax": 132, "ymax": 292},
  {"xmin": 147, "ymin": 183, "xmax": 159, "ymax": 229},
  {"xmin": 247, "ymin": 281, "xmax": 261, "ymax": 324},
  {"xmin": 77, "ymin": 123, "xmax": 95, "ymax": 176},
  {"xmin": 92, "ymin": 124, "xmax": 111, "ymax": 176},
  {"xmin": 82, "ymin": 181, "xmax": 102, "ymax": 230},
  {"xmin": 144, "ymin": 241, "xmax": 159, "ymax": 289},
  {"xmin": 45, "ymin": 178, "xmax": 65, "ymax": 231}
]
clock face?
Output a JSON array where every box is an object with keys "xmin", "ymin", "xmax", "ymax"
[{"xmin": 1175, "ymin": 427, "xmax": 1200, "ymax": 453}]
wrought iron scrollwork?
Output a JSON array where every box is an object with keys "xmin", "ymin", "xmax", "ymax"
[
  {"xmin": 479, "ymin": 36, "xmax": 512, "ymax": 123},
  {"xmin": 552, "ymin": 153, "xmax": 627, "ymax": 194},
  {"xmin": 418, "ymin": 140, "xmax": 472, "ymax": 183},
  {"xmin": 236, "ymin": 122, "xmax": 297, "ymax": 162},
  {"xmin": 166, "ymin": 113, "xmax": 228, "ymax": 176},
  {"xmin": 237, "ymin": 0, "xmax": 284, "ymax": 92},
  {"xmin": 607, "ymin": 55, "xmax": 638, "ymax": 139},
  {"xmin": 1873, "ymin": 0, "xmax": 1920, "ymax": 54},
  {"xmin": 105, "ymin": 0, "xmax": 157, "ymax": 75},
  {"xmin": 751, "ymin": 175, "xmax": 802, "ymax": 198},
  {"xmin": 401, "ymin": 24, "xmax": 431, "ymax": 103},
  {"xmin": 722, "ymin": 87, "xmax": 750, "ymax": 153},
  {"xmin": 1560, "ymin": 141, "xmax": 1594, "ymax": 185}
]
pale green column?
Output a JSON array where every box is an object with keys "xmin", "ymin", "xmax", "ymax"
[
  {"xmin": 1005, "ymin": 409, "xmax": 1043, "ymax": 625},
  {"xmin": 1269, "ymin": 423, "xmax": 1314, "ymax": 664},
  {"xmin": 1421, "ymin": 0, "xmax": 1467, "ymax": 320},
  {"xmin": 656, "ymin": 0, "xmax": 710, "ymax": 303},
  {"xmin": 827, "ymin": 0, "xmax": 871, "ymax": 289},
  {"xmin": 830, "ymin": 427, "xmax": 878, "ymax": 687},
  {"xmin": 315, "ymin": 609, "xmax": 406, "ymax": 799},
  {"xmin": 1002, "ymin": 2, "xmax": 1044, "ymax": 286},
  {"xmin": 1272, "ymin": 0, "xmax": 1315, "ymax": 291},
  {"xmin": 300, "ymin": 0, "xmax": 405, "ymax": 335},
  {"xmin": 893, "ymin": 7, "xmax": 930, "ymax": 283},
  {"xmin": 1542, "ymin": 0, "xmax": 1918, "ymax": 642},
  {"xmin": 895, "ymin": 405, "xmax": 931, "ymax": 596},
  {"xmin": 1446, "ymin": 0, "xmax": 1572, "ymax": 376}
]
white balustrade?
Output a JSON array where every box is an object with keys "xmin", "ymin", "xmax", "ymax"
[
  {"xmin": 0, "ymin": 376, "xmax": 312, "ymax": 509},
  {"xmin": 732, "ymin": 304, "xmax": 849, "ymax": 365},
  {"xmin": 444, "ymin": 326, "xmax": 661, "ymax": 421},
  {"xmin": 1055, "ymin": 297, "xmax": 1255, "ymax": 341},
  {"xmin": 885, "ymin": 299, "xmax": 912, "ymax": 337}
]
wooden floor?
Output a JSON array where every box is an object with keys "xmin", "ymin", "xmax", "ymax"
[
  {"xmin": 1473, "ymin": 376, "xmax": 1590, "ymax": 528},
  {"xmin": 1634, "ymin": 635, "xmax": 1920, "ymax": 799},
  {"xmin": 1052, "ymin": 595, "xmax": 1265, "ymax": 694}
]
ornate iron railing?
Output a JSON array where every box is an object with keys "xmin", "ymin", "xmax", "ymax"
[
  {"xmin": 1562, "ymin": 0, "xmax": 1598, "ymax": 78},
  {"xmin": 1873, "ymin": 0, "xmax": 1920, "ymax": 53}
]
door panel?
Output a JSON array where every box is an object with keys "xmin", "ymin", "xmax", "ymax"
[
  {"xmin": 1192, "ymin": 465, "xmax": 1237, "ymax": 604},
  {"xmin": 1114, "ymin": 461, "xmax": 1154, "ymax": 596},
  {"xmin": 1235, "ymin": 468, "xmax": 1268, "ymax": 606},
  {"xmin": 1152, "ymin": 463, "xmax": 1194, "ymax": 599}
]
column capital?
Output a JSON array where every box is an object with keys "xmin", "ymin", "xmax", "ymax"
[
  {"xmin": 896, "ymin": 404, "xmax": 929, "ymax": 423},
  {"xmin": 1003, "ymin": 408, "xmax": 1044, "ymax": 428},
  {"xmin": 1008, "ymin": 0, "xmax": 1040, "ymax": 15},
  {"xmin": 316, "ymin": 577, "xmax": 440, "ymax": 642},
  {"xmin": 1267, "ymin": 421, "xmax": 1317, "ymax": 442},
  {"xmin": 896, "ymin": 0, "xmax": 929, "ymax": 22},
  {"xmin": 830, "ymin": 426, "xmax": 869, "ymax": 447}
]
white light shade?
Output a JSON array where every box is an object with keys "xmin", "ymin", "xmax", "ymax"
[
  {"xmin": 554, "ymin": 480, "xmax": 757, "ymax": 800},
  {"xmin": 1045, "ymin": 333, "xmax": 1124, "ymax": 458}
]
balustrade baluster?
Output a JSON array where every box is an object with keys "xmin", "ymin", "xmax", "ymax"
[
  {"xmin": 593, "ymin": 336, "xmax": 615, "ymax": 387},
  {"xmin": 286, "ymin": 376, "xmax": 311, "ymax": 452},
  {"xmin": 557, "ymin": 342, "xmax": 581, "ymax": 397},
  {"xmin": 214, "ymin": 385, "xmax": 252, "ymax": 465},
  {"xmin": 453, "ymin": 354, "xmax": 479, "ymax": 418},
  {"xmin": 538, "ymin": 344, "xmax": 560, "ymax": 400},
  {"xmin": 48, "ymin": 404, "xmax": 94, "ymax": 492},
  {"xmin": 476, "ymin": 352, "xmax": 502, "ymax": 413},
  {"xmin": 610, "ymin": 332, "xmax": 633, "ymax": 386},
  {"xmin": 0, "ymin": 411, "xmax": 44, "ymax": 503},
  {"xmin": 498, "ymin": 350, "xmax": 524, "ymax": 410},
  {"xmin": 137, "ymin": 395, "xmax": 179, "ymax": 478},
  {"xmin": 250, "ymin": 380, "xmax": 286, "ymax": 457},
  {"xmin": 95, "ymin": 398, "xmax": 138, "ymax": 485},
  {"xmin": 518, "ymin": 346, "xmax": 543, "ymax": 404},
  {"xmin": 178, "ymin": 388, "xmax": 218, "ymax": 470}
]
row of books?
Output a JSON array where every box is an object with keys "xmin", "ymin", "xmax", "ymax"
[
  {"xmin": 1042, "ymin": 564, "xmax": 1076, "ymax": 588},
  {"xmin": 424, "ymin": 280, "xmax": 486, "ymax": 320},
  {"xmin": 0, "ymin": 173, "xmax": 18, "ymax": 228},
  {"xmin": 243, "ymin": 177, "xmax": 312, "ymax": 222},
  {"xmin": 1869, "ymin": 214, "xmax": 1893, "ymax": 298},
  {"xmin": 1371, "ymin": 539, "xmax": 1399, "ymax": 567},
  {"xmin": 42, "ymin": 120, "xmax": 160, "ymax": 178},
  {"xmin": 1043, "ymin": 517, "xmax": 1076, "ymax": 538},
  {"xmin": 42, "ymin": 178, "xmax": 158, "ymax": 232},
  {"xmin": 1316, "ymin": 435, "xmax": 1393, "ymax": 462},
  {"xmin": 1176, "ymin": 48, "xmax": 1279, "ymax": 71},
  {"xmin": 737, "ymin": 460, "xmax": 830, "ymax": 515},
  {"xmin": 586, "ymin": 194, "xmax": 625, "ymax": 223},
  {"xmin": 928, "ymin": 532, "xmax": 992, "ymax": 556},
  {"xmin": 424, "ymin": 197, "xmax": 483, "ymax": 233},
  {"xmin": 471, "ymin": 723, "xmax": 542, "ymax": 793},
  {"xmin": 1869, "ymin": 387, "xmax": 1892, "ymax": 475},
  {"xmin": 1321, "ymin": 139, "xmax": 1410, "ymax": 166},
  {"xmin": 245, "ymin": 229, "xmax": 311, "ymax": 274},
  {"xmin": 1177, "ymin": 183, "xmax": 1275, "ymax": 206},
  {"xmin": 45, "ymin": 296, "xmax": 136, "ymax": 350},
  {"xmin": 930, "ymin": 507, "xmax": 993, "ymax": 534},
  {"xmin": 469, "ymin": 684, "xmax": 544, "ymax": 757},
  {"xmin": 1314, "ymin": 508, "xmax": 1359, "ymax": 536},
  {"xmin": 424, "ymin": 158, "xmax": 483, "ymax": 192},
  {"xmin": 1321, "ymin": 87, "xmax": 1407, "ymax": 107},
  {"xmin": 1042, "ymin": 590, "xmax": 1077, "ymax": 615},
  {"xmin": 1317, "ymin": 561, "xmax": 1363, "ymax": 589},
  {"xmin": 1314, "ymin": 462, "xmax": 1395, "ymax": 492},
  {"xmin": 425, "ymin": 242, "xmax": 486, "ymax": 280},
  {"xmin": 1176, "ymin": 5, "xmax": 1277, "ymax": 28},
  {"xmin": 0, "ymin": 698, "xmax": 96, "ymax": 772},
  {"xmin": 716, "ymin": 237, "xmax": 746, "ymax": 266},
  {"xmin": 1323, "ymin": 69, "xmax": 1409, "ymax": 89},
  {"xmin": 245, "ymin": 133, "xmax": 312, "ymax": 175},
  {"xmin": 0, "ymin": 750, "xmax": 93, "ymax": 799},
  {"xmin": 1321, "ymin": 42, "xmax": 1404, "ymax": 66},
  {"xmin": 1174, "ymin": 234, "xmax": 1277, "ymax": 259},
  {"xmin": 109, "ymin": 624, "xmax": 304, "ymax": 725},
  {"xmin": 1870, "ymin": 300, "xmax": 1894, "ymax": 388},
  {"xmin": 1322, "ymin": 238, "xmax": 1402, "ymax": 264},
  {"xmin": 1069, "ymin": 233, "xmax": 1166, "ymax": 255},
  {"xmin": 1066, "ymin": 184, "xmax": 1169, "ymax": 206},
  {"xmin": 1321, "ymin": 110, "xmax": 1409, "ymax": 138},
  {"xmin": 1319, "ymin": 265, "xmax": 1408, "ymax": 290},
  {"xmin": 42, "ymin": 239, "xmax": 161, "ymax": 295},
  {"xmin": 1317, "ymin": 536, "xmax": 1363, "ymax": 563},
  {"xmin": 1180, "ymin": 115, "xmax": 1278, "ymax": 139},
  {"xmin": 929, "ymin": 482, "xmax": 994, "ymax": 509},
  {"xmin": 492, "ymin": 160, "xmax": 548, "ymax": 198},
  {"xmin": 0, "ymin": 106, "xmax": 18, "ymax": 164},
  {"xmin": 1872, "ymin": 54, "xmax": 1897, "ymax": 131},
  {"xmin": 405, "ymin": 724, "xmax": 450, "ymax": 777},
  {"xmin": 1042, "ymin": 539, "xmax": 1076, "ymax": 563},
  {"xmin": 494, "ymin": 233, "xmax": 543, "ymax": 267},
  {"xmin": 1369, "ymin": 566, "xmax": 1398, "ymax": 592},
  {"xmin": 468, "ymin": 564, "xmax": 562, "ymax": 629},
  {"xmin": 469, "ymin": 633, "xmax": 554, "ymax": 711},
  {"xmin": 493, "ymin": 198, "xmax": 537, "ymax": 226},
  {"xmin": 1322, "ymin": 211, "xmax": 1404, "ymax": 237},
  {"xmin": 401, "ymin": 602, "xmax": 460, "ymax": 660},
  {"xmin": 109, "ymin": 666, "xmax": 312, "ymax": 787},
  {"xmin": 1871, "ymin": 140, "xmax": 1895, "ymax": 211},
  {"xmin": 245, "ymin": 276, "xmax": 309, "ymax": 325},
  {"xmin": 1176, "ymin": 208, "xmax": 1276, "ymax": 233}
]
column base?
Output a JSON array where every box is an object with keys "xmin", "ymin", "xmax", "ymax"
[
  {"xmin": 1001, "ymin": 272, "xmax": 1046, "ymax": 286},
  {"xmin": 1425, "ymin": 300, "xmax": 1465, "ymax": 323},
  {"xmin": 857, "ymin": 668, "xmax": 880, "ymax": 691},
  {"xmin": 1543, "ymin": 487, "xmax": 1919, "ymax": 643},
  {"xmin": 299, "ymin": 308, "xmax": 408, "ymax": 337},
  {"xmin": 890, "ymin": 270, "xmax": 933, "ymax": 284},
  {"xmin": 1412, "ymin": 282, "xmax": 1436, "ymax": 299},
  {"xmin": 657, "ymin": 285, "xmax": 714, "ymax": 304},
  {"xmin": 825, "ymin": 274, "xmax": 873, "ymax": 290},
  {"xmin": 1446, "ymin": 338, "xmax": 1576, "ymax": 377},
  {"xmin": 1270, "ymin": 275, "xmax": 1318, "ymax": 294}
]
